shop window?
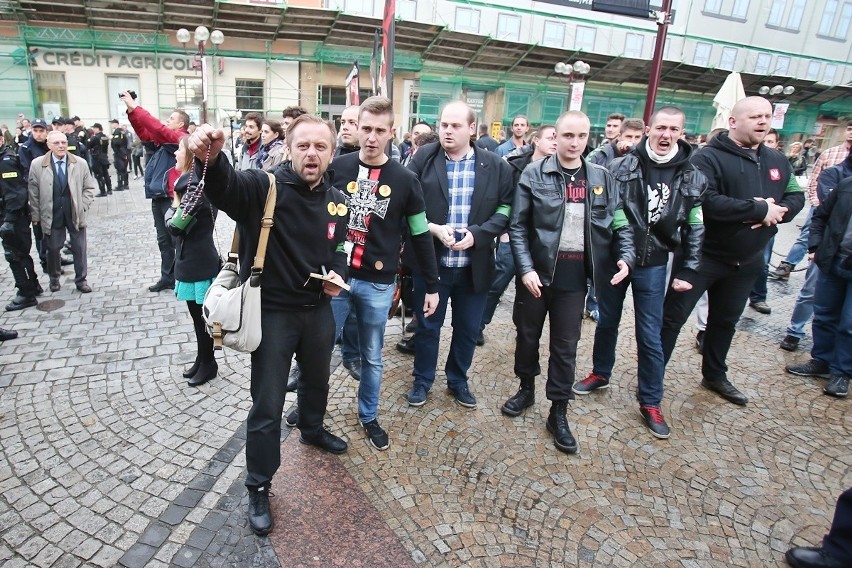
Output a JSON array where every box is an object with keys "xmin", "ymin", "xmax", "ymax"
[
  {"xmin": 504, "ymin": 91, "xmax": 532, "ymax": 121},
  {"xmin": 34, "ymin": 70, "xmax": 68, "ymax": 121},
  {"xmin": 236, "ymin": 79, "xmax": 264, "ymax": 113},
  {"xmin": 176, "ymin": 77, "xmax": 203, "ymax": 108}
]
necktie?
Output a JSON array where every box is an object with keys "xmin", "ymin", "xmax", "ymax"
[{"xmin": 56, "ymin": 160, "xmax": 66, "ymax": 188}]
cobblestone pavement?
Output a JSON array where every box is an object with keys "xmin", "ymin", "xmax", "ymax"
[{"xmin": 0, "ymin": 177, "xmax": 847, "ymax": 567}]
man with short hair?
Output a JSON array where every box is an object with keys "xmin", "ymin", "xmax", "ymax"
[
  {"xmin": 19, "ymin": 119, "xmax": 51, "ymax": 270},
  {"xmin": 188, "ymin": 114, "xmax": 350, "ymax": 536},
  {"xmin": 496, "ymin": 115, "xmax": 529, "ymax": 157},
  {"xmin": 238, "ymin": 113, "xmax": 263, "ymax": 170},
  {"xmin": 661, "ymin": 97, "xmax": 804, "ymax": 405},
  {"xmin": 336, "ymin": 105, "xmax": 360, "ymax": 156},
  {"xmin": 120, "ymin": 90, "xmax": 190, "ymax": 292},
  {"xmin": 504, "ymin": 111, "xmax": 633, "ymax": 454},
  {"xmin": 573, "ymin": 107, "xmax": 706, "ymax": 439},
  {"xmin": 28, "ymin": 131, "xmax": 96, "ymax": 293},
  {"xmin": 587, "ymin": 118, "xmax": 644, "ymax": 167},
  {"xmin": 86, "ymin": 123, "xmax": 112, "ymax": 197},
  {"xmin": 475, "ymin": 124, "xmax": 499, "ymax": 152},
  {"xmin": 63, "ymin": 119, "xmax": 88, "ymax": 162},
  {"xmin": 602, "ymin": 113, "xmax": 625, "ymax": 146},
  {"xmin": 405, "ymin": 101, "xmax": 514, "ymax": 408},
  {"xmin": 282, "ymin": 105, "xmax": 308, "ymax": 133}
]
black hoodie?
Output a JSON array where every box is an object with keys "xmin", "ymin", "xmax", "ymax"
[
  {"xmin": 690, "ymin": 131, "xmax": 804, "ymax": 263},
  {"xmin": 200, "ymin": 157, "xmax": 348, "ymax": 311}
]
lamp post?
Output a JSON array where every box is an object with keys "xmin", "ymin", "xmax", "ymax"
[
  {"xmin": 758, "ymin": 84, "xmax": 795, "ymax": 130},
  {"xmin": 176, "ymin": 26, "xmax": 225, "ymax": 125},
  {"xmin": 554, "ymin": 60, "xmax": 591, "ymax": 111}
]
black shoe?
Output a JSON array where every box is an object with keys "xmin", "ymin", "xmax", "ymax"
[
  {"xmin": 824, "ymin": 376, "xmax": 849, "ymax": 398},
  {"xmin": 299, "ymin": 428, "xmax": 348, "ymax": 454},
  {"xmin": 785, "ymin": 546, "xmax": 845, "ymax": 568},
  {"xmin": 148, "ymin": 280, "xmax": 174, "ymax": 292},
  {"xmin": 362, "ymin": 420, "xmax": 389, "ymax": 450},
  {"xmin": 182, "ymin": 360, "xmax": 200, "ymax": 379},
  {"xmin": 700, "ymin": 377, "xmax": 748, "ymax": 405},
  {"xmin": 0, "ymin": 328, "xmax": 18, "ymax": 341},
  {"xmin": 695, "ymin": 330, "xmax": 705, "ymax": 354},
  {"xmin": 60, "ymin": 256, "xmax": 74, "ymax": 266},
  {"xmin": 749, "ymin": 301, "xmax": 771, "ymax": 314},
  {"xmin": 342, "ymin": 359, "xmax": 361, "ymax": 381},
  {"xmin": 34, "ymin": 283, "xmax": 44, "ymax": 296},
  {"xmin": 639, "ymin": 405, "xmax": 671, "ymax": 439},
  {"xmin": 780, "ymin": 335, "xmax": 800, "ymax": 352},
  {"xmin": 501, "ymin": 378, "xmax": 535, "ymax": 417},
  {"xmin": 187, "ymin": 361, "xmax": 217, "ymax": 386},
  {"xmin": 76, "ymin": 283, "xmax": 92, "ymax": 293},
  {"xmin": 96, "ymin": 193, "xmax": 108, "ymax": 198},
  {"xmin": 286, "ymin": 365, "xmax": 300, "ymax": 393},
  {"xmin": 5, "ymin": 295, "xmax": 37, "ymax": 312},
  {"xmin": 49, "ymin": 279, "xmax": 60, "ymax": 292},
  {"xmin": 546, "ymin": 401, "xmax": 578, "ymax": 454},
  {"xmin": 449, "ymin": 384, "xmax": 477, "ymax": 408},
  {"xmin": 284, "ymin": 407, "xmax": 299, "ymax": 428},
  {"xmin": 786, "ymin": 359, "xmax": 831, "ymax": 379},
  {"xmin": 404, "ymin": 319, "xmax": 417, "ymax": 333},
  {"xmin": 475, "ymin": 330, "xmax": 485, "ymax": 346},
  {"xmin": 247, "ymin": 486, "xmax": 274, "ymax": 536},
  {"xmin": 396, "ymin": 336, "xmax": 415, "ymax": 355}
]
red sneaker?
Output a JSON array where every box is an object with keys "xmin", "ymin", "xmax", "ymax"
[
  {"xmin": 572, "ymin": 373, "xmax": 610, "ymax": 395},
  {"xmin": 639, "ymin": 405, "xmax": 671, "ymax": 439}
]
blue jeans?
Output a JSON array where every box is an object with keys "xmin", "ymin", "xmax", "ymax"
[
  {"xmin": 749, "ymin": 236, "xmax": 775, "ymax": 304},
  {"xmin": 786, "ymin": 261, "xmax": 820, "ymax": 339},
  {"xmin": 784, "ymin": 207, "xmax": 813, "ymax": 267},
  {"xmin": 412, "ymin": 266, "xmax": 487, "ymax": 390},
  {"xmin": 586, "ymin": 282, "xmax": 598, "ymax": 313},
  {"xmin": 331, "ymin": 292, "xmax": 360, "ymax": 363},
  {"xmin": 332, "ymin": 278, "xmax": 396, "ymax": 423},
  {"xmin": 811, "ymin": 258, "xmax": 852, "ymax": 377},
  {"xmin": 593, "ymin": 264, "xmax": 667, "ymax": 407},
  {"xmin": 480, "ymin": 240, "xmax": 516, "ymax": 330}
]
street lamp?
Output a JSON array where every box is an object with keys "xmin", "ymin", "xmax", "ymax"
[
  {"xmin": 176, "ymin": 26, "xmax": 225, "ymax": 124},
  {"xmin": 554, "ymin": 61, "xmax": 591, "ymax": 111},
  {"xmin": 758, "ymin": 84, "xmax": 795, "ymax": 100},
  {"xmin": 757, "ymin": 84, "xmax": 795, "ymax": 131}
]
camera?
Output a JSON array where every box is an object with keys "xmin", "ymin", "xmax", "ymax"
[{"xmin": 118, "ymin": 90, "xmax": 138, "ymax": 100}]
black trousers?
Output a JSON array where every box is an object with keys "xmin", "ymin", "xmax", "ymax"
[
  {"xmin": 661, "ymin": 254, "xmax": 763, "ymax": 382},
  {"xmin": 114, "ymin": 152, "xmax": 129, "ymax": 188},
  {"xmin": 1, "ymin": 216, "xmax": 39, "ymax": 297},
  {"xmin": 513, "ymin": 283, "xmax": 585, "ymax": 401},
  {"xmin": 245, "ymin": 305, "xmax": 335, "ymax": 489},
  {"xmin": 132, "ymin": 154, "xmax": 143, "ymax": 176},
  {"xmin": 46, "ymin": 223, "xmax": 87, "ymax": 286},
  {"xmin": 823, "ymin": 487, "xmax": 852, "ymax": 562},
  {"xmin": 151, "ymin": 198, "xmax": 176, "ymax": 285},
  {"xmin": 92, "ymin": 160, "xmax": 111, "ymax": 194}
]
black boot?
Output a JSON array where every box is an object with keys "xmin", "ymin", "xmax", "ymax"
[
  {"xmin": 501, "ymin": 377, "xmax": 535, "ymax": 416},
  {"xmin": 188, "ymin": 361, "xmax": 217, "ymax": 386},
  {"xmin": 546, "ymin": 401, "xmax": 578, "ymax": 454},
  {"xmin": 247, "ymin": 485, "xmax": 273, "ymax": 536},
  {"xmin": 182, "ymin": 359, "xmax": 200, "ymax": 379}
]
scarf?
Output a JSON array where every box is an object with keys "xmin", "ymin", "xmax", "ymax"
[
  {"xmin": 645, "ymin": 140, "xmax": 679, "ymax": 164},
  {"xmin": 255, "ymin": 139, "xmax": 283, "ymax": 169}
]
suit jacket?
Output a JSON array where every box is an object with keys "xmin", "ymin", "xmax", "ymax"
[
  {"xmin": 407, "ymin": 142, "xmax": 514, "ymax": 293},
  {"xmin": 28, "ymin": 153, "xmax": 96, "ymax": 234}
]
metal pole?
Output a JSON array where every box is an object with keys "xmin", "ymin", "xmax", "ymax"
[
  {"xmin": 199, "ymin": 41, "xmax": 208, "ymax": 125},
  {"xmin": 643, "ymin": 0, "xmax": 672, "ymax": 124}
]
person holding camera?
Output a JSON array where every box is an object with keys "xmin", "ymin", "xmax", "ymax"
[{"xmin": 120, "ymin": 90, "xmax": 190, "ymax": 293}]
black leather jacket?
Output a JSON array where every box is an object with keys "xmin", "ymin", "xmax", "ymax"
[
  {"xmin": 509, "ymin": 154, "xmax": 635, "ymax": 291},
  {"xmin": 610, "ymin": 140, "xmax": 706, "ymax": 283}
]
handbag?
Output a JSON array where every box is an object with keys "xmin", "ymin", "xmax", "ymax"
[{"xmin": 202, "ymin": 172, "xmax": 277, "ymax": 352}]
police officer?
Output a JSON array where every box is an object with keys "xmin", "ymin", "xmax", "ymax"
[
  {"xmin": 110, "ymin": 119, "xmax": 129, "ymax": 191},
  {"xmin": 0, "ymin": 139, "xmax": 40, "ymax": 311},
  {"xmin": 87, "ymin": 123, "xmax": 112, "ymax": 197},
  {"xmin": 17, "ymin": 118, "xmax": 49, "ymax": 270},
  {"xmin": 64, "ymin": 119, "xmax": 88, "ymax": 162}
]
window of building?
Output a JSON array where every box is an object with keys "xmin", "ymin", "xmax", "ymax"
[
  {"xmin": 704, "ymin": 0, "xmax": 748, "ymax": 19},
  {"xmin": 693, "ymin": 42, "xmax": 712, "ymax": 67},
  {"xmin": 34, "ymin": 70, "xmax": 68, "ymax": 120},
  {"xmin": 236, "ymin": 79, "xmax": 264, "ymax": 113},
  {"xmin": 176, "ymin": 77, "xmax": 202, "ymax": 108},
  {"xmin": 542, "ymin": 94, "xmax": 567, "ymax": 122},
  {"xmin": 455, "ymin": 7, "xmax": 480, "ymax": 33},
  {"xmin": 767, "ymin": 0, "xmax": 785, "ymax": 26},
  {"xmin": 787, "ymin": 0, "xmax": 806, "ymax": 29},
  {"xmin": 397, "ymin": 0, "xmax": 416, "ymax": 20},
  {"xmin": 543, "ymin": 21, "xmax": 565, "ymax": 48},
  {"xmin": 805, "ymin": 61, "xmax": 821, "ymax": 81},
  {"xmin": 719, "ymin": 47, "xmax": 738, "ymax": 71},
  {"xmin": 504, "ymin": 90, "xmax": 532, "ymax": 120},
  {"xmin": 317, "ymin": 86, "xmax": 373, "ymax": 122},
  {"xmin": 838, "ymin": 2, "xmax": 852, "ymax": 38},
  {"xmin": 624, "ymin": 33, "xmax": 644, "ymax": 58},
  {"xmin": 731, "ymin": 0, "xmax": 749, "ymax": 18},
  {"xmin": 774, "ymin": 56, "xmax": 790, "ymax": 75},
  {"xmin": 823, "ymin": 64, "xmax": 838, "ymax": 84},
  {"xmin": 497, "ymin": 13, "xmax": 521, "ymax": 42},
  {"xmin": 819, "ymin": 0, "xmax": 838, "ymax": 35},
  {"xmin": 574, "ymin": 26, "xmax": 596, "ymax": 51},
  {"xmin": 754, "ymin": 53, "xmax": 772, "ymax": 75},
  {"xmin": 703, "ymin": 0, "xmax": 722, "ymax": 13},
  {"xmin": 663, "ymin": 37, "xmax": 671, "ymax": 59},
  {"xmin": 345, "ymin": 0, "xmax": 373, "ymax": 15}
]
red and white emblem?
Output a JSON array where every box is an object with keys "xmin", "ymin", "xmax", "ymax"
[
  {"xmin": 769, "ymin": 168, "xmax": 781, "ymax": 181},
  {"xmin": 327, "ymin": 223, "xmax": 336, "ymax": 240}
]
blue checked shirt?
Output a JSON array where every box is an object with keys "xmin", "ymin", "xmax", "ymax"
[{"xmin": 442, "ymin": 148, "xmax": 476, "ymax": 268}]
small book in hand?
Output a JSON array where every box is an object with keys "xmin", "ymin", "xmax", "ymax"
[{"xmin": 308, "ymin": 272, "xmax": 351, "ymax": 291}]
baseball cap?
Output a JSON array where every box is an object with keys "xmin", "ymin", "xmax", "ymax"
[
  {"xmin": 110, "ymin": 119, "xmax": 119, "ymax": 124},
  {"xmin": 65, "ymin": 119, "xmax": 76, "ymax": 126},
  {"xmin": 92, "ymin": 123, "xmax": 103, "ymax": 130},
  {"xmin": 51, "ymin": 116, "xmax": 64, "ymax": 125},
  {"xmin": 71, "ymin": 116, "xmax": 81, "ymax": 121},
  {"xmin": 31, "ymin": 119, "xmax": 47, "ymax": 129}
]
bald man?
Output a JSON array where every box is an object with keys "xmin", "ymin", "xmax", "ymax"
[{"xmin": 661, "ymin": 97, "xmax": 804, "ymax": 405}]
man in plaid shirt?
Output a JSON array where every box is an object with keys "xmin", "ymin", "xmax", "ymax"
[{"xmin": 405, "ymin": 101, "xmax": 514, "ymax": 409}]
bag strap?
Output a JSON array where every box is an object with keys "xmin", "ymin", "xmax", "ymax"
[{"xmin": 252, "ymin": 172, "xmax": 277, "ymax": 272}]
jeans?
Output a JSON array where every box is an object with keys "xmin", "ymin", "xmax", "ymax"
[
  {"xmin": 593, "ymin": 265, "xmax": 668, "ymax": 407},
  {"xmin": 784, "ymin": 207, "xmax": 813, "ymax": 267},
  {"xmin": 585, "ymin": 282, "xmax": 598, "ymax": 313},
  {"xmin": 786, "ymin": 261, "xmax": 820, "ymax": 340},
  {"xmin": 412, "ymin": 266, "xmax": 487, "ymax": 390},
  {"xmin": 662, "ymin": 254, "xmax": 763, "ymax": 383},
  {"xmin": 331, "ymin": 278, "xmax": 395, "ymax": 423},
  {"xmin": 513, "ymin": 284, "xmax": 584, "ymax": 401},
  {"xmin": 331, "ymin": 292, "xmax": 360, "ymax": 363},
  {"xmin": 749, "ymin": 236, "xmax": 775, "ymax": 304},
  {"xmin": 152, "ymin": 198, "xmax": 176, "ymax": 285},
  {"xmin": 811, "ymin": 258, "xmax": 852, "ymax": 377},
  {"xmin": 480, "ymin": 240, "xmax": 516, "ymax": 330}
]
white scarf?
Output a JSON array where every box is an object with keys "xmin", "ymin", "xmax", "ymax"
[{"xmin": 645, "ymin": 140, "xmax": 678, "ymax": 164}]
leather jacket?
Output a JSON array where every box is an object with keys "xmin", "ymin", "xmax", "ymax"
[
  {"xmin": 509, "ymin": 154, "xmax": 635, "ymax": 291},
  {"xmin": 610, "ymin": 140, "xmax": 706, "ymax": 282}
]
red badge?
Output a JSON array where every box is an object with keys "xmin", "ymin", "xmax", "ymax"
[
  {"xmin": 327, "ymin": 223, "xmax": 336, "ymax": 240},
  {"xmin": 769, "ymin": 168, "xmax": 781, "ymax": 181}
]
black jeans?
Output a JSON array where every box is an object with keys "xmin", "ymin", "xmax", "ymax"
[
  {"xmin": 245, "ymin": 305, "xmax": 335, "ymax": 489},
  {"xmin": 662, "ymin": 254, "xmax": 763, "ymax": 382},
  {"xmin": 823, "ymin": 487, "xmax": 852, "ymax": 563},
  {"xmin": 513, "ymin": 283, "xmax": 585, "ymax": 401},
  {"xmin": 151, "ymin": 198, "xmax": 176, "ymax": 285}
]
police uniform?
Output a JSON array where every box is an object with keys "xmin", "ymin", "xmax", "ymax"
[
  {"xmin": 87, "ymin": 125, "xmax": 112, "ymax": 196},
  {"xmin": 110, "ymin": 123, "xmax": 129, "ymax": 190},
  {"xmin": 65, "ymin": 119, "xmax": 88, "ymax": 163},
  {"xmin": 0, "ymin": 143, "xmax": 40, "ymax": 311}
]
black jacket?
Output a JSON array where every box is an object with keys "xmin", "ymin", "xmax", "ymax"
[
  {"xmin": 87, "ymin": 132, "xmax": 111, "ymax": 166},
  {"xmin": 407, "ymin": 142, "xmax": 514, "ymax": 293},
  {"xmin": 66, "ymin": 133, "xmax": 89, "ymax": 162},
  {"xmin": 0, "ymin": 145, "xmax": 29, "ymax": 222},
  {"xmin": 810, "ymin": 165, "xmax": 852, "ymax": 274},
  {"xmin": 509, "ymin": 154, "xmax": 635, "ymax": 292},
  {"xmin": 17, "ymin": 135, "xmax": 47, "ymax": 180},
  {"xmin": 610, "ymin": 139, "xmax": 706, "ymax": 283},
  {"xmin": 588, "ymin": 141, "xmax": 620, "ymax": 167},
  {"xmin": 200, "ymin": 157, "xmax": 348, "ymax": 311},
  {"xmin": 170, "ymin": 174, "xmax": 221, "ymax": 283},
  {"xmin": 691, "ymin": 132, "xmax": 804, "ymax": 263},
  {"xmin": 506, "ymin": 148, "xmax": 537, "ymax": 188}
]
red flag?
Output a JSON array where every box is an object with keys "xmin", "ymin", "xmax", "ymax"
[
  {"xmin": 379, "ymin": 0, "xmax": 395, "ymax": 101},
  {"xmin": 345, "ymin": 61, "xmax": 360, "ymax": 106}
]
